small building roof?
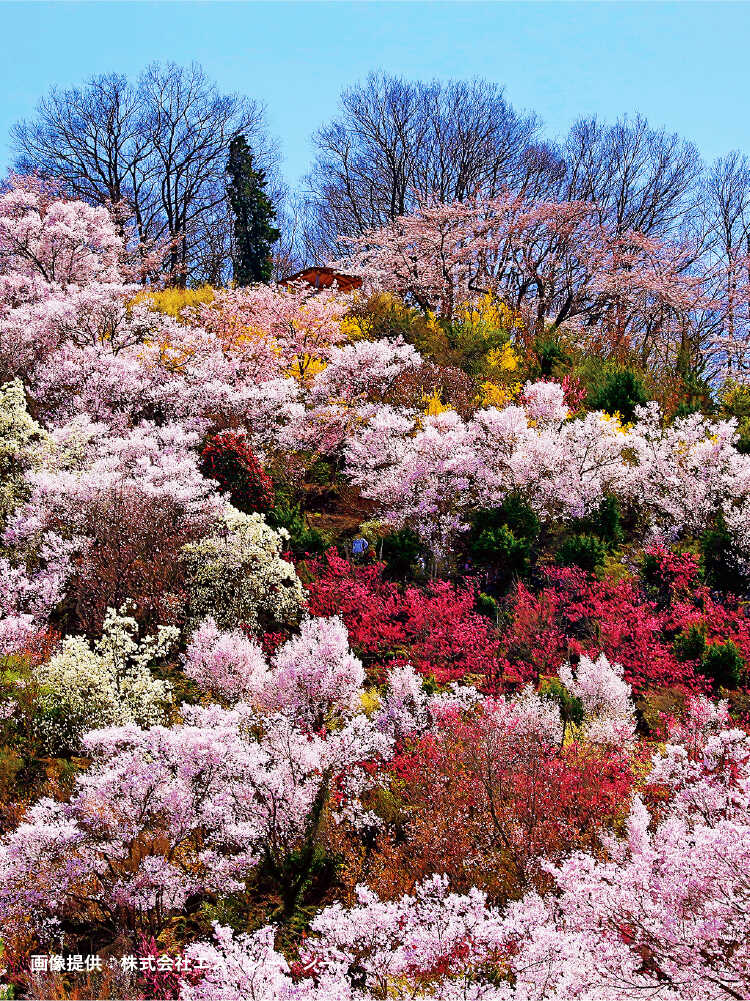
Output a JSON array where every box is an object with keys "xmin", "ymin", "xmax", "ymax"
[{"xmin": 278, "ymin": 266, "xmax": 362, "ymax": 292}]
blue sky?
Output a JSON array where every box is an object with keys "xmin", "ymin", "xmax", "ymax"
[{"xmin": 1, "ymin": 2, "xmax": 749, "ymax": 189}]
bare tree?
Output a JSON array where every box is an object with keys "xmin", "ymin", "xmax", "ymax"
[
  {"xmin": 304, "ymin": 73, "xmax": 542, "ymax": 260},
  {"xmin": 562, "ymin": 114, "xmax": 703, "ymax": 238},
  {"xmin": 272, "ymin": 191, "xmax": 307, "ymax": 279},
  {"xmin": 188, "ymin": 180, "xmax": 235, "ymax": 286},
  {"xmin": 694, "ymin": 152, "xmax": 750, "ymax": 376},
  {"xmin": 11, "ymin": 62, "xmax": 281, "ymax": 285},
  {"xmin": 12, "ymin": 73, "xmax": 157, "ymax": 240},
  {"xmin": 138, "ymin": 62, "xmax": 273, "ymax": 282},
  {"xmin": 705, "ymin": 152, "xmax": 750, "ymax": 263}
]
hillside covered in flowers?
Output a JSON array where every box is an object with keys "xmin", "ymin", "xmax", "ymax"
[{"xmin": 1, "ymin": 171, "xmax": 750, "ymax": 1001}]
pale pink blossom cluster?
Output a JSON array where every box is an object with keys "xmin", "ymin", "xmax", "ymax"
[
  {"xmin": 182, "ymin": 617, "xmax": 271, "ymax": 701},
  {"xmin": 5, "ymin": 421, "xmax": 221, "ymax": 558},
  {"xmin": 0, "ymin": 695, "xmax": 392, "ymax": 942},
  {"xmin": 337, "ymin": 191, "xmax": 703, "ymax": 366},
  {"xmin": 183, "ymin": 615, "xmax": 365, "ymax": 728},
  {"xmin": 374, "ymin": 658, "xmax": 633, "ymax": 752},
  {"xmin": 309, "ymin": 336, "xmax": 422, "ymax": 405},
  {"xmin": 344, "ymin": 391, "xmax": 750, "ymax": 562},
  {"xmin": 0, "ymin": 532, "xmax": 77, "ymax": 654},
  {"xmin": 0, "ymin": 178, "xmax": 356, "ymax": 438},
  {"xmin": 199, "ymin": 280, "xmax": 352, "ymax": 373}
]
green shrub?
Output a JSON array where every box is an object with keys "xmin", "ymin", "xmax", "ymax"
[
  {"xmin": 589, "ymin": 368, "xmax": 647, "ymax": 422},
  {"xmin": 585, "ymin": 495, "xmax": 623, "ymax": 546},
  {"xmin": 673, "ymin": 370, "xmax": 712, "ymax": 419},
  {"xmin": 467, "ymin": 494, "xmax": 540, "ymax": 587},
  {"xmin": 719, "ymin": 381, "xmax": 750, "ymax": 449},
  {"xmin": 381, "ymin": 527, "xmax": 424, "ymax": 579},
  {"xmin": 735, "ymin": 433, "xmax": 750, "ymax": 456},
  {"xmin": 700, "ymin": 641, "xmax": 743, "ymax": 690},
  {"xmin": 267, "ymin": 500, "xmax": 330, "ymax": 557},
  {"xmin": 539, "ymin": 676, "xmax": 584, "ymax": 728},
  {"xmin": 445, "ymin": 320, "xmax": 508, "ymax": 377},
  {"xmin": 673, "ymin": 623, "xmax": 706, "ymax": 662},
  {"xmin": 556, "ymin": 533, "xmax": 608, "ymax": 573},
  {"xmin": 306, "ymin": 458, "xmax": 336, "ymax": 486},
  {"xmin": 475, "ymin": 591, "xmax": 499, "ymax": 622},
  {"xmin": 701, "ymin": 514, "xmax": 747, "ymax": 594},
  {"xmin": 533, "ymin": 334, "xmax": 571, "ymax": 378}
]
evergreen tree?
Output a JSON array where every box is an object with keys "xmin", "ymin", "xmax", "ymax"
[{"xmin": 226, "ymin": 135, "xmax": 280, "ymax": 284}]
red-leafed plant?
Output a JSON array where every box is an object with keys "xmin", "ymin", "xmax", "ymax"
[{"xmin": 200, "ymin": 431, "xmax": 274, "ymax": 514}]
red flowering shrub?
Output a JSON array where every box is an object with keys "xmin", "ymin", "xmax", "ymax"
[
  {"xmin": 304, "ymin": 551, "xmax": 501, "ymax": 684},
  {"xmin": 303, "ymin": 551, "xmax": 405, "ymax": 659},
  {"xmin": 499, "ymin": 547, "xmax": 750, "ymax": 694},
  {"xmin": 364, "ymin": 709, "xmax": 633, "ymax": 902},
  {"xmin": 640, "ymin": 544, "xmax": 703, "ymax": 604},
  {"xmin": 648, "ymin": 544, "xmax": 750, "ymax": 686},
  {"xmin": 499, "ymin": 566, "xmax": 690, "ymax": 692},
  {"xmin": 561, "ymin": 373, "xmax": 587, "ymax": 413},
  {"xmin": 395, "ymin": 581, "xmax": 502, "ymax": 684},
  {"xmin": 200, "ymin": 431, "xmax": 274, "ymax": 514}
]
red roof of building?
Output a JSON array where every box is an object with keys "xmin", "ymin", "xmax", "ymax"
[{"xmin": 278, "ymin": 266, "xmax": 362, "ymax": 293}]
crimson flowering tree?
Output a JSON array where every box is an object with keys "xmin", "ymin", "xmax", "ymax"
[
  {"xmin": 304, "ymin": 550, "xmax": 501, "ymax": 684},
  {"xmin": 200, "ymin": 430, "xmax": 274, "ymax": 514},
  {"xmin": 372, "ymin": 696, "xmax": 634, "ymax": 901},
  {"xmin": 394, "ymin": 581, "xmax": 502, "ymax": 684}
]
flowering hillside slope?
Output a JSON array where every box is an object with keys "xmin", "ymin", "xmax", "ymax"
[{"xmin": 0, "ymin": 177, "xmax": 749, "ymax": 1000}]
